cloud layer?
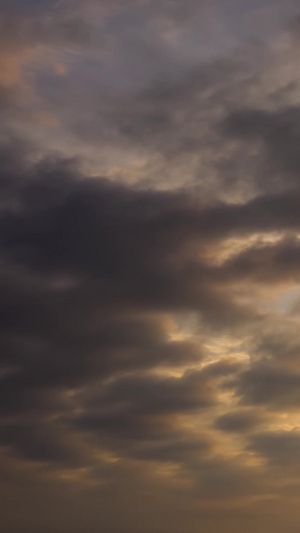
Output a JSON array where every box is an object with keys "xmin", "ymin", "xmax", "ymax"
[{"xmin": 2, "ymin": 1, "xmax": 300, "ymax": 533}]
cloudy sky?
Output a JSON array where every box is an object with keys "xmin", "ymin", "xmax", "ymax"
[{"xmin": 3, "ymin": 1, "xmax": 300, "ymax": 532}]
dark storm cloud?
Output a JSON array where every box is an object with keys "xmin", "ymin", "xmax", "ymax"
[
  {"xmin": 5, "ymin": 147, "xmax": 300, "ymax": 280},
  {"xmin": 0, "ymin": 151, "xmax": 265, "ymax": 331},
  {"xmin": 4, "ymin": 1, "xmax": 300, "ymax": 532},
  {"xmin": 2, "ymin": 145, "xmax": 300, "ymax": 430},
  {"xmin": 0, "ymin": 267, "xmax": 203, "ymax": 416},
  {"xmin": 75, "ymin": 405, "xmax": 212, "ymax": 464},
  {"xmin": 85, "ymin": 370, "xmax": 215, "ymax": 415},
  {"xmin": 66, "ymin": 367, "xmax": 219, "ymax": 466},
  {"xmin": 0, "ymin": 144, "xmax": 264, "ymax": 471},
  {"xmin": 0, "ymin": 421, "xmax": 84, "ymax": 465},
  {"xmin": 2, "ymin": 143, "xmax": 300, "ymax": 390},
  {"xmin": 2, "ymin": 144, "xmax": 299, "ymax": 476}
]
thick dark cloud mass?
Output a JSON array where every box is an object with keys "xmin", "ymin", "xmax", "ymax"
[
  {"xmin": 2, "ymin": 1, "xmax": 300, "ymax": 533},
  {"xmin": 1, "ymin": 138, "xmax": 300, "ymax": 531}
]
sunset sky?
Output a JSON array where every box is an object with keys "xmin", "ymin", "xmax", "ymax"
[{"xmin": 2, "ymin": 1, "xmax": 300, "ymax": 532}]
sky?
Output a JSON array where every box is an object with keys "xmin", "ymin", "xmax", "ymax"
[{"xmin": 3, "ymin": 1, "xmax": 300, "ymax": 532}]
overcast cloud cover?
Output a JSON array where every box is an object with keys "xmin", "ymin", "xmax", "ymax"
[{"xmin": 3, "ymin": 1, "xmax": 300, "ymax": 532}]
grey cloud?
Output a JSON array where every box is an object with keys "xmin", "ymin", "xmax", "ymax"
[
  {"xmin": 246, "ymin": 324, "xmax": 300, "ymax": 365},
  {"xmin": 79, "ymin": 370, "xmax": 215, "ymax": 417},
  {"xmin": 222, "ymin": 105, "xmax": 300, "ymax": 191},
  {"xmin": 190, "ymin": 455, "xmax": 266, "ymax": 500},
  {"xmin": 4, "ymin": 1, "xmax": 300, "ymax": 532},
  {"xmin": 125, "ymin": 437, "xmax": 210, "ymax": 463},
  {"xmin": 0, "ymin": 9, "xmax": 97, "ymax": 49},
  {"xmin": 3, "ymin": 148, "xmax": 300, "ymax": 430},
  {"xmin": 218, "ymin": 237, "xmax": 300, "ymax": 284},
  {"xmin": 72, "ymin": 370, "xmax": 216, "ymax": 449},
  {"xmin": 0, "ymin": 279, "xmax": 203, "ymax": 416},
  {"xmin": 0, "ymin": 422, "xmax": 85, "ymax": 465},
  {"xmin": 214, "ymin": 410, "xmax": 262, "ymax": 433},
  {"xmin": 249, "ymin": 430, "xmax": 300, "ymax": 467},
  {"xmin": 0, "ymin": 154, "xmax": 263, "ymax": 329},
  {"xmin": 201, "ymin": 359, "xmax": 243, "ymax": 378},
  {"xmin": 0, "ymin": 0, "xmax": 58, "ymax": 17},
  {"xmin": 66, "ymin": 363, "xmax": 221, "ymax": 466},
  {"xmin": 233, "ymin": 363, "xmax": 300, "ymax": 409}
]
